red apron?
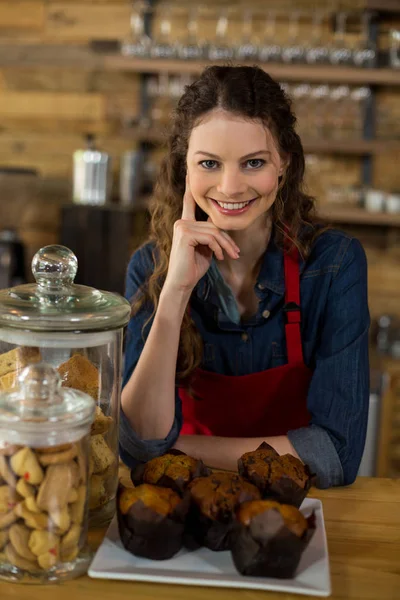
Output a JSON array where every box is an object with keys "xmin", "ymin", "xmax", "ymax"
[{"xmin": 179, "ymin": 247, "xmax": 312, "ymax": 438}]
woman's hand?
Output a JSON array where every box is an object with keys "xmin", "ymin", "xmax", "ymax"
[{"xmin": 163, "ymin": 179, "xmax": 240, "ymax": 294}]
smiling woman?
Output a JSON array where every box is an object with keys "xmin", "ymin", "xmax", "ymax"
[
  {"xmin": 119, "ymin": 66, "xmax": 370, "ymax": 490},
  {"xmin": 189, "ymin": 119, "xmax": 281, "ymax": 224}
]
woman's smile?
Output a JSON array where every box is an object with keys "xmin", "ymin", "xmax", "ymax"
[{"xmin": 208, "ymin": 197, "xmax": 258, "ymax": 216}]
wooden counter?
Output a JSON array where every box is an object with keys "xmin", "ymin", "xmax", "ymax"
[{"xmin": 1, "ymin": 477, "xmax": 399, "ymax": 600}]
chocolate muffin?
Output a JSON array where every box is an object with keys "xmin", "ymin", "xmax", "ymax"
[
  {"xmin": 117, "ymin": 483, "xmax": 189, "ymax": 560},
  {"xmin": 186, "ymin": 472, "xmax": 261, "ymax": 551},
  {"xmin": 132, "ymin": 449, "xmax": 210, "ymax": 495},
  {"xmin": 231, "ymin": 499, "xmax": 316, "ymax": 578},
  {"xmin": 239, "ymin": 442, "xmax": 279, "ymax": 471},
  {"xmin": 238, "ymin": 443, "xmax": 313, "ymax": 507}
]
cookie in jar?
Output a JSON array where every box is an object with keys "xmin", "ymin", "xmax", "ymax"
[
  {"xmin": 0, "ymin": 363, "xmax": 95, "ymax": 583},
  {"xmin": 57, "ymin": 353, "xmax": 118, "ymax": 527}
]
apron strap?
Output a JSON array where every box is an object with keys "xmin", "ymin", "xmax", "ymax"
[{"xmin": 283, "ymin": 245, "xmax": 304, "ymax": 365}]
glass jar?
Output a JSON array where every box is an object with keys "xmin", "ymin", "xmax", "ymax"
[
  {"xmin": 0, "ymin": 363, "xmax": 95, "ymax": 583},
  {"xmin": 0, "ymin": 245, "xmax": 131, "ymax": 528}
]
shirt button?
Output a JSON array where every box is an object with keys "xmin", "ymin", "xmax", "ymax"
[
  {"xmin": 257, "ymin": 283, "xmax": 265, "ymax": 290},
  {"xmin": 262, "ymin": 310, "xmax": 270, "ymax": 319},
  {"xmin": 241, "ymin": 333, "xmax": 249, "ymax": 342}
]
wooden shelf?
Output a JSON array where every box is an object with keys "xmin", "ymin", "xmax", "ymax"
[
  {"xmin": 0, "ymin": 45, "xmax": 399, "ymax": 86},
  {"xmin": 127, "ymin": 198, "xmax": 400, "ymax": 228},
  {"xmin": 304, "ymin": 139, "xmax": 400, "ymax": 155},
  {"xmin": 125, "ymin": 128, "xmax": 400, "ymax": 155},
  {"xmin": 104, "ymin": 56, "xmax": 400, "ymax": 86},
  {"xmin": 317, "ymin": 206, "xmax": 400, "ymax": 226},
  {"xmin": 366, "ymin": 0, "xmax": 400, "ymax": 14}
]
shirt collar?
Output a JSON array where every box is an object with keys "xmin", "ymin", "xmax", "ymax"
[{"xmin": 193, "ymin": 228, "xmax": 307, "ymax": 301}]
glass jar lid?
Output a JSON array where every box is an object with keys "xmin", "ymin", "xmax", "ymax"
[
  {"xmin": 0, "ymin": 363, "xmax": 95, "ymax": 446},
  {"xmin": 0, "ymin": 245, "xmax": 131, "ymax": 332}
]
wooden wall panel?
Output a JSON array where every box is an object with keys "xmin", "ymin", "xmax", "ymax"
[
  {"xmin": 0, "ymin": 117, "xmax": 113, "ymax": 135},
  {"xmin": 0, "ymin": 91, "xmax": 105, "ymax": 120},
  {"xmin": 0, "ymin": 155, "xmax": 71, "ymax": 178},
  {"xmin": 0, "ymin": 2, "xmax": 45, "ymax": 30},
  {"xmin": 0, "ymin": 66, "xmax": 140, "ymax": 93},
  {"xmin": 373, "ymin": 153, "xmax": 400, "ymax": 192},
  {"xmin": 0, "ymin": 67, "xmax": 91, "ymax": 92},
  {"xmin": 0, "ymin": 133, "xmax": 135, "ymax": 158},
  {"xmin": 45, "ymin": 2, "xmax": 131, "ymax": 41}
]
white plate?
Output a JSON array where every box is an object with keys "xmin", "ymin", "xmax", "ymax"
[{"xmin": 89, "ymin": 497, "xmax": 331, "ymax": 597}]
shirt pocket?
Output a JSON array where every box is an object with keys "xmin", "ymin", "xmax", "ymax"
[{"xmin": 271, "ymin": 341, "xmax": 286, "ymax": 367}]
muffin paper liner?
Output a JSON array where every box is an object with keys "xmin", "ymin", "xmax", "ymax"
[
  {"xmin": 231, "ymin": 510, "xmax": 316, "ymax": 578},
  {"xmin": 117, "ymin": 484, "xmax": 190, "ymax": 560}
]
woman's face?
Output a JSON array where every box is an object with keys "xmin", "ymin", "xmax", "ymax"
[{"xmin": 186, "ymin": 109, "xmax": 286, "ymax": 231}]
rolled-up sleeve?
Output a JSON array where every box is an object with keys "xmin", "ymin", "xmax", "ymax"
[
  {"xmin": 119, "ymin": 246, "xmax": 182, "ymax": 468},
  {"xmin": 288, "ymin": 238, "xmax": 370, "ymax": 488}
]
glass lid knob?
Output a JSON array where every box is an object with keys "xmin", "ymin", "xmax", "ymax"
[
  {"xmin": 18, "ymin": 363, "xmax": 62, "ymax": 403},
  {"xmin": 32, "ymin": 245, "xmax": 78, "ymax": 292}
]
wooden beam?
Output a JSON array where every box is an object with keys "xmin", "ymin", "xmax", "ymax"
[
  {"xmin": 366, "ymin": 0, "xmax": 400, "ymax": 14},
  {"xmin": 317, "ymin": 205, "xmax": 400, "ymax": 227}
]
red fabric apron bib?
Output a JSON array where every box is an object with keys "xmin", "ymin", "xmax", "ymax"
[{"xmin": 179, "ymin": 247, "xmax": 312, "ymax": 438}]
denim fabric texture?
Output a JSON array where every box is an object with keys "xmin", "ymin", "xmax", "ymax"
[{"xmin": 120, "ymin": 228, "xmax": 370, "ymax": 488}]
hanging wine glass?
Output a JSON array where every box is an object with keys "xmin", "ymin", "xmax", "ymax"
[
  {"xmin": 329, "ymin": 12, "xmax": 353, "ymax": 66},
  {"xmin": 330, "ymin": 85, "xmax": 351, "ymax": 139},
  {"xmin": 282, "ymin": 11, "xmax": 306, "ymax": 64},
  {"xmin": 349, "ymin": 86, "xmax": 371, "ymax": 138},
  {"xmin": 280, "ymin": 82, "xmax": 291, "ymax": 96},
  {"xmin": 353, "ymin": 12, "xmax": 377, "ymax": 68},
  {"xmin": 258, "ymin": 10, "xmax": 282, "ymax": 63},
  {"xmin": 291, "ymin": 83, "xmax": 312, "ymax": 138},
  {"xmin": 121, "ymin": 1, "xmax": 151, "ymax": 58},
  {"xmin": 310, "ymin": 84, "xmax": 330, "ymax": 137},
  {"xmin": 306, "ymin": 10, "xmax": 330, "ymax": 64},
  {"xmin": 151, "ymin": 6, "xmax": 178, "ymax": 59},
  {"xmin": 208, "ymin": 8, "xmax": 234, "ymax": 61},
  {"xmin": 235, "ymin": 9, "xmax": 258, "ymax": 61},
  {"xmin": 178, "ymin": 6, "xmax": 205, "ymax": 60},
  {"xmin": 150, "ymin": 73, "xmax": 172, "ymax": 126},
  {"xmin": 389, "ymin": 29, "xmax": 400, "ymax": 69}
]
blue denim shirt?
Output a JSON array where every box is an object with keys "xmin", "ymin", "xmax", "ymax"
[{"xmin": 120, "ymin": 229, "xmax": 370, "ymax": 489}]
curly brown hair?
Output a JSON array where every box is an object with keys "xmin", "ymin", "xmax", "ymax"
[{"xmin": 132, "ymin": 65, "xmax": 319, "ymax": 384}]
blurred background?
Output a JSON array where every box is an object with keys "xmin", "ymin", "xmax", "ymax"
[{"xmin": 0, "ymin": 0, "xmax": 399, "ymax": 478}]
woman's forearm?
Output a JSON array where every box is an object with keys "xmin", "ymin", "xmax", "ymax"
[
  {"xmin": 121, "ymin": 287, "xmax": 190, "ymax": 440},
  {"xmin": 173, "ymin": 435, "xmax": 301, "ymax": 471}
]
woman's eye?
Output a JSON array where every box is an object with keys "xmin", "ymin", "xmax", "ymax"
[
  {"xmin": 245, "ymin": 159, "xmax": 266, "ymax": 169},
  {"xmin": 200, "ymin": 160, "xmax": 219, "ymax": 169}
]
